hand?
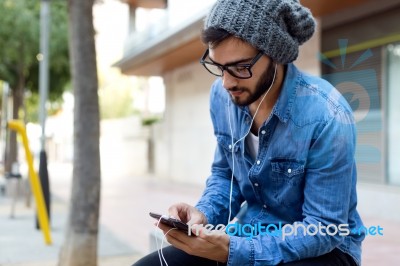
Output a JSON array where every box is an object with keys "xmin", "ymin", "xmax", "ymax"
[
  {"xmin": 168, "ymin": 202, "xmax": 208, "ymax": 225},
  {"xmin": 158, "ymin": 222, "xmax": 230, "ymax": 263}
]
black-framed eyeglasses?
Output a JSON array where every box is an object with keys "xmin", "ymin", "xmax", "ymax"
[{"xmin": 199, "ymin": 49, "xmax": 263, "ymax": 79}]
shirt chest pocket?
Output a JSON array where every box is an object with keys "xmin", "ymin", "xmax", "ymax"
[
  {"xmin": 216, "ymin": 134, "xmax": 247, "ymax": 181},
  {"xmin": 217, "ymin": 134, "xmax": 242, "ymax": 159},
  {"xmin": 271, "ymin": 160, "xmax": 305, "ymax": 207}
]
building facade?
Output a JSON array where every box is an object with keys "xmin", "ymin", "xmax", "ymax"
[{"xmin": 115, "ymin": 0, "xmax": 400, "ymax": 190}]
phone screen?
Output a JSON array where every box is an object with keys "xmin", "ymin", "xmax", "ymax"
[{"xmin": 149, "ymin": 212, "xmax": 189, "ymax": 232}]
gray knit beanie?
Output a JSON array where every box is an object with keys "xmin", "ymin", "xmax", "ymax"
[{"xmin": 204, "ymin": 0, "xmax": 316, "ymax": 64}]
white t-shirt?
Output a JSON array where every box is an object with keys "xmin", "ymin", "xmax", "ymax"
[{"xmin": 246, "ymin": 132, "xmax": 259, "ymax": 161}]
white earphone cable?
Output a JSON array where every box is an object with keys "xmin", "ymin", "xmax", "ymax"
[
  {"xmin": 155, "ymin": 218, "xmax": 177, "ymax": 266},
  {"xmin": 160, "ymin": 227, "xmax": 176, "ymax": 266},
  {"xmin": 155, "ymin": 218, "xmax": 164, "ymax": 265},
  {"xmin": 227, "ymin": 63, "xmax": 277, "ymax": 223}
]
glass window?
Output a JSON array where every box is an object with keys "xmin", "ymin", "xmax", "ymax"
[
  {"xmin": 386, "ymin": 43, "xmax": 400, "ymax": 185},
  {"xmin": 321, "ymin": 47, "xmax": 384, "ymax": 183}
]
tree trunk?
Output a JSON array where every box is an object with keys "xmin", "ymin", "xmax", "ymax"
[
  {"xmin": 5, "ymin": 80, "xmax": 24, "ymax": 174},
  {"xmin": 59, "ymin": 0, "xmax": 101, "ymax": 265}
]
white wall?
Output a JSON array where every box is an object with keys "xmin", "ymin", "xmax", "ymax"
[
  {"xmin": 100, "ymin": 116, "xmax": 149, "ymax": 177},
  {"xmin": 153, "ymin": 62, "xmax": 216, "ymax": 185}
]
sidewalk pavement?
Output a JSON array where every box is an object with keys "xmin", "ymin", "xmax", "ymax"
[
  {"xmin": 0, "ymin": 180, "xmax": 140, "ymax": 265},
  {"xmin": 0, "ymin": 162, "xmax": 204, "ymax": 266},
  {"xmin": 1, "ymin": 162, "xmax": 400, "ymax": 265}
]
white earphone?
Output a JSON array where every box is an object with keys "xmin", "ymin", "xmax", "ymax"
[{"xmin": 227, "ymin": 63, "xmax": 277, "ymax": 223}]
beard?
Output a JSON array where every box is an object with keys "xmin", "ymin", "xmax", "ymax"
[{"xmin": 229, "ymin": 62, "xmax": 276, "ymax": 106}]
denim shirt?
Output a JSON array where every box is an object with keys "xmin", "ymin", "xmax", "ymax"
[{"xmin": 195, "ymin": 64, "xmax": 365, "ymax": 265}]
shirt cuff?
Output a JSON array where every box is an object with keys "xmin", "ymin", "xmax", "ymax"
[
  {"xmin": 227, "ymin": 236, "xmax": 254, "ymax": 266},
  {"xmin": 227, "ymin": 236, "xmax": 278, "ymax": 266}
]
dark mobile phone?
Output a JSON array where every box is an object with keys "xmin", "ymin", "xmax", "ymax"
[{"xmin": 149, "ymin": 212, "xmax": 189, "ymax": 232}]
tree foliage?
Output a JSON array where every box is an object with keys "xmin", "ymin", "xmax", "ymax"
[{"xmin": 0, "ymin": 0, "xmax": 70, "ymax": 111}]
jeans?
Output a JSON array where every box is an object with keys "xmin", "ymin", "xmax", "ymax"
[{"xmin": 132, "ymin": 246, "xmax": 357, "ymax": 266}]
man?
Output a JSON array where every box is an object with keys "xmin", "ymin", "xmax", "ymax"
[{"xmin": 133, "ymin": 0, "xmax": 364, "ymax": 265}]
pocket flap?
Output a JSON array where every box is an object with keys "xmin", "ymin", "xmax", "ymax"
[
  {"xmin": 217, "ymin": 134, "xmax": 240, "ymax": 153},
  {"xmin": 271, "ymin": 160, "xmax": 304, "ymax": 177}
]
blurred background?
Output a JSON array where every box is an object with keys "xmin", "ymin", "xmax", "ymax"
[{"xmin": 0, "ymin": 0, "xmax": 399, "ymax": 265}]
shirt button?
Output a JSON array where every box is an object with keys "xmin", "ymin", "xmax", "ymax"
[
  {"xmin": 229, "ymin": 145, "xmax": 232, "ymax": 150},
  {"xmin": 254, "ymin": 183, "xmax": 259, "ymax": 187},
  {"xmin": 288, "ymin": 168, "xmax": 292, "ymax": 174},
  {"xmin": 263, "ymin": 205, "xmax": 267, "ymax": 209},
  {"xmin": 261, "ymin": 130, "xmax": 266, "ymax": 135},
  {"xmin": 256, "ymin": 160, "xmax": 261, "ymax": 165}
]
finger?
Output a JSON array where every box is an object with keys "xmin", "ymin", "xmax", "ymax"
[
  {"xmin": 197, "ymin": 226, "xmax": 226, "ymax": 245},
  {"xmin": 189, "ymin": 223, "xmax": 204, "ymax": 236},
  {"xmin": 187, "ymin": 214, "xmax": 204, "ymax": 225},
  {"xmin": 157, "ymin": 225, "xmax": 194, "ymax": 253},
  {"xmin": 157, "ymin": 222, "xmax": 176, "ymax": 233},
  {"xmin": 168, "ymin": 209, "xmax": 180, "ymax": 220},
  {"xmin": 187, "ymin": 209, "xmax": 208, "ymax": 225},
  {"xmin": 166, "ymin": 235, "xmax": 193, "ymax": 254},
  {"xmin": 168, "ymin": 203, "xmax": 186, "ymax": 221},
  {"xmin": 164, "ymin": 229, "xmax": 209, "ymax": 257},
  {"xmin": 197, "ymin": 226, "xmax": 215, "ymax": 242}
]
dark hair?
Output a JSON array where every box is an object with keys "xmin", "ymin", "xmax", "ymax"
[{"xmin": 201, "ymin": 27, "xmax": 232, "ymax": 48}]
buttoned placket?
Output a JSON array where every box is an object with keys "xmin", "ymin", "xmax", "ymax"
[
  {"xmin": 248, "ymin": 114, "xmax": 278, "ymax": 210},
  {"xmin": 248, "ymin": 127, "xmax": 271, "ymax": 204}
]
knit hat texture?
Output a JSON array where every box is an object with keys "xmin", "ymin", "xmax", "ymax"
[{"xmin": 204, "ymin": 0, "xmax": 316, "ymax": 64}]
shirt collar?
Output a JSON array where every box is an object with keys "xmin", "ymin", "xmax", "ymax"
[
  {"xmin": 272, "ymin": 63, "xmax": 300, "ymax": 123},
  {"xmin": 235, "ymin": 63, "xmax": 301, "ymax": 121}
]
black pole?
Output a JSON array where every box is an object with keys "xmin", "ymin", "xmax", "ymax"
[{"xmin": 36, "ymin": 150, "xmax": 51, "ymax": 229}]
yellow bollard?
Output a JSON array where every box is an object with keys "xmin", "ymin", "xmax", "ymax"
[{"xmin": 7, "ymin": 120, "xmax": 52, "ymax": 245}]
